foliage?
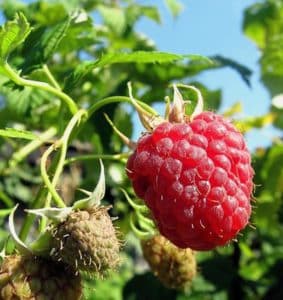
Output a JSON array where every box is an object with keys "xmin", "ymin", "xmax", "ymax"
[
  {"xmin": 0, "ymin": 0, "xmax": 281, "ymax": 299},
  {"xmin": 243, "ymin": 0, "xmax": 283, "ymax": 129}
]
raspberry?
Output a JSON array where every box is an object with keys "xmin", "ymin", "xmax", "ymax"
[
  {"xmin": 141, "ymin": 235, "xmax": 197, "ymax": 290},
  {"xmin": 126, "ymin": 111, "xmax": 254, "ymax": 250},
  {"xmin": 0, "ymin": 255, "xmax": 82, "ymax": 300},
  {"xmin": 50, "ymin": 206, "xmax": 121, "ymax": 276}
]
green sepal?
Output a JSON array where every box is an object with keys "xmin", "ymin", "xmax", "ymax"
[
  {"xmin": 120, "ymin": 188, "xmax": 148, "ymax": 213},
  {"xmin": 25, "ymin": 207, "xmax": 72, "ymax": 223},
  {"xmin": 130, "ymin": 214, "xmax": 155, "ymax": 240},
  {"xmin": 29, "ymin": 230, "xmax": 53, "ymax": 256},
  {"xmin": 73, "ymin": 159, "xmax": 105, "ymax": 209},
  {"xmin": 9, "ymin": 205, "xmax": 32, "ymax": 255}
]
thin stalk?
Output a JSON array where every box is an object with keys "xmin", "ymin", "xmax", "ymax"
[
  {"xmin": 64, "ymin": 153, "xmax": 129, "ymax": 165},
  {"xmin": 0, "ymin": 189, "xmax": 14, "ymax": 208},
  {"xmin": 3, "ymin": 63, "xmax": 78, "ymax": 115},
  {"xmin": 87, "ymin": 96, "xmax": 157, "ymax": 119},
  {"xmin": 42, "ymin": 64, "xmax": 61, "ymax": 90},
  {"xmin": 9, "ymin": 127, "xmax": 57, "ymax": 169},
  {"xmin": 40, "ymin": 143, "xmax": 66, "ymax": 208},
  {"xmin": 39, "ymin": 109, "xmax": 87, "ymax": 231},
  {"xmin": 19, "ymin": 187, "xmax": 47, "ymax": 241}
]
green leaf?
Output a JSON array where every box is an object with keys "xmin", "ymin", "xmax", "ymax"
[
  {"xmin": 262, "ymin": 34, "xmax": 283, "ymax": 78},
  {"xmin": 243, "ymin": 1, "xmax": 283, "ymax": 49},
  {"xmin": 0, "ymin": 128, "xmax": 37, "ymax": 140},
  {"xmin": 58, "ymin": 11, "xmax": 95, "ymax": 54},
  {"xmin": 65, "ymin": 51, "xmax": 185, "ymax": 89},
  {"xmin": 0, "ymin": 208, "xmax": 13, "ymax": 218},
  {"xmin": 210, "ymin": 55, "xmax": 252, "ymax": 86},
  {"xmin": 140, "ymin": 6, "xmax": 161, "ymax": 24},
  {"xmin": 260, "ymin": 34, "xmax": 283, "ymax": 96},
  {"xmin": 98, "ymin": 5, "xmax": 126, "ymax": 35},
  {"xmin": 97, "ymin": 51, "xmax": 182, "ymax": 65},
  {"xmin": 164, "ymin": 0, "xmax": 184, "ymax": 18},
  {"xmin": 21, "ymin": 13, "xmax": 74, "ymax": 73},
  {"xmin": 125, "ymin": 5, "xmax": 161, "ymax": 24},
  {"xmin": 234, "ymin": 113, "xmax": 275, "ymax": 133},
  {"xmin": 0, "ymin": 12, "xmax": 31, "ymax": 64}
]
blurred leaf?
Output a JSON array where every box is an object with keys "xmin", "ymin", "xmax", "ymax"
[
  {"xmin": 260, "ymin": 34, "xmax": 283, "ymax": 96},
  {"xmin": 234, "ymin": 113, "xmax": 276, "ymax": 132},
  {"xmin": 27, "ymin": 1, "xmax": 68, "ymax": 25},
  {"xmin": 94, "ymin": 51, "xmax": 185, "ymax": 65},
  {"xmin": 164, "ymin": 0, "xmax": 184, "ymax": 18},
  {"xmin": 200, "ymin": 255, "xmax": 235, "ymax": 290},
  {"xmin": 58, "ymin": 11, "xmax": 95, "ymax": 54},
  {"xmin": 240, "ymin": 260, "xmax": 268, "ymax": 281},
  {"xmin": 123, "ymin": 272, "xmax": 177, "ymax": 300},
  {"xmin": 222, "ymin": 102, "xmax": 243, "ymax": 117},
  {"xmin": 98, "ymin": 5, "xmax": 126, "ymax": 35},
  {"xmin": 243, "ymin": 0, "xmax": 283, "ymax": 97},
  {"xmin": 0, "ymin": 12, "xmax": 31, "ymax": 64},
  {"xmin": 139, "ymin": 6, "xmax": 161, "ymax": 24},
  {"xmin": 261, "ymin": 34, "xmax": 283, "ymax": 78},
  {"xmin": 260, "ymin": 144, "xmax": 283, "ymax": 194},
  {"xmin": 84, "ymin": 255, "xmax": 134, "ymax": 300},
  {"xmin": 243, "ymin": 0, "xmax": 283, "ymax": 48},
  {"xmin": 0, "ymin": 208, "xmax": 13, "ymax": 217},
  {"xmin": 21, "ymin": 13, "xmax": 76, "ymax": 73},
  {"xmin": 0, "ymin": 84, "xmax": 54, "ymax": 122},
  {"xmin": 65, "ymin": 52, "xmax": 211, "ymax": 89},
  {"xmin": 211, "ymin": 55, "xmax": 252, "ymax": 87},
  {"xmin": 0, "ymin": 128, "xmax": 37, "ymax": 140},
  {"xmin": 4, "ymin": 176, "xmax": 32, "ymax": 203},
  {"xmin": 126, "ymin": 4, "xmax": 161, "ymax": 26}
]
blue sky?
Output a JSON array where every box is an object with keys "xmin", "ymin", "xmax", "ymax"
[{"xmin": 136, "ymin": 0, "xmax": 281, "ymax": 150}]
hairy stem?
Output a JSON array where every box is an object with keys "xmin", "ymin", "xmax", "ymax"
[{"xmin": 3, "ymin": 63, "xmax": 78, "ymax": 115}]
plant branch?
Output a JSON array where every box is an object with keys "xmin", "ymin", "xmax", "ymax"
[
  {"xmin": 87, "ymin": 96, "xmax": 157, "ymax": 119},
  {"xmin": 42, "ymin": 64, "xmax": 61, "ymax": 90},
  {"xmin": 3, "ymin": 62, "xmax": 78, "ymax": 115},
  {"xmin": 40, "ymin": 143, "xmax": 65, "ymax": 208},
  {"xmin": 9, "ymin": 127, "xmax": 57, "ymax": 169},
  {"xmin": 64, "ymin": 153, "xmax": 129, "ymax": 165}
]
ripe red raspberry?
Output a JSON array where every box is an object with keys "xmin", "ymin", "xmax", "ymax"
[{"xmin": 126, "ymin": 110, "xmax": 254, "ymax": 251}]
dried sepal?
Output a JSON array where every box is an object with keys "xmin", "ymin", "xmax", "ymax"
[{"xmin": 9, "ymin": 205, "xmax": 32, "ymax": 255}]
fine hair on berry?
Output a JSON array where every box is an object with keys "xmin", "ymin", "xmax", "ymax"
[
  {"xmin": 141, "ymin": 234, "xmax": 197, "ymax": 290},
  {"xmin": 50, "ymin": 206, "xmax": 121, "ymax": 276}
]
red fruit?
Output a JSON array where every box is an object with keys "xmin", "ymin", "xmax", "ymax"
[{"xmin": 126, "ymin": 111, "xmax": 254, "ymax": 251}]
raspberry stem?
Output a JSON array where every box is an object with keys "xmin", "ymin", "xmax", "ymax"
[{"xmin": 39, "ymin": 109, "xmax": 87, "ymax": 230}]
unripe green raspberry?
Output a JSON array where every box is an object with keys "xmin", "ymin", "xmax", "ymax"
[
  {"xmin": 141, "ymin": 234, "xmax": 197, "ymax": 290},
  {"xmin": 0, "ymin": 255, "xmax": 82, "ymax": 300},
  {"xmin": 50, "ymin": 206, "xmax": 121, "ymax": 276}
]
